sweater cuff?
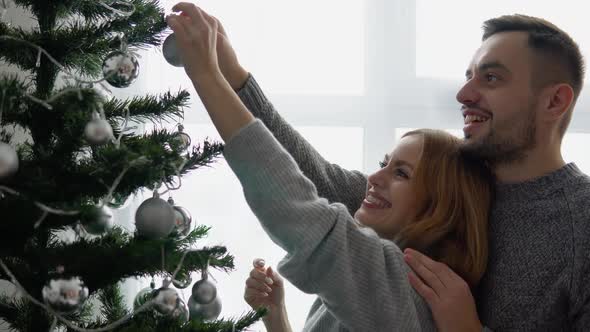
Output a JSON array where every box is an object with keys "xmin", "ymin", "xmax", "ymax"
[{"xmin": 236, "ymin": 73, "xmax": 270, "ymax": 114}]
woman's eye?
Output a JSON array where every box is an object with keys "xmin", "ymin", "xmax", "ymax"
[
  {"xmin": 379, "ymin": 161, "xmax": 387, "ymax": 168},
  {"xmin": 396, "ymin": 169, "xmax": 409, "ymax": 179},
  {"xmin": 486, "ymin": 73, "xmax": 499, "ymax": 82}
]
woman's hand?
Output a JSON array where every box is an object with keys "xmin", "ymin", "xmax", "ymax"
[
  {"xmin": 166, "ymin": 2, "xmax": 220, "ymax": 81},
  {"xmin": 244, "ymin": 258, "xmax": 286, "ymax": 312},
  {"xmin": 244, "ymin": 259, "xmax": 293, "ymax": 332},
  {"xmin": 166, "ymin": 3, "xmax": 254, "ymax": 142}
]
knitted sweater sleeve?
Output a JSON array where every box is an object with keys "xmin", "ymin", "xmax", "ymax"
[
  {"xmin": 236, "ymin": 74, "xmax": 367, "ymax": 216},
  {"xmin": 223, "ymin": 120, "xmax": 435, "ymax": 331}
]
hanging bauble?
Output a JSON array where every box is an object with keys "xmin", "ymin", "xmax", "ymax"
[
  {"xmin": 85, "ymin": 111, "xmax": 113, "ymax": 145},
  {"xmin": 187, "ymin": 295, "xmax": 222, "ymax": 321},
  {"xmin": 163, "ymin": 33, "xmax": 183, "ymax": 67},
  {"xmin": 152, "ymin": 287, "xmax": 180, "ymax": 315},
  {"xmin": 80, "ymin": 205, "xmax": 114, "ymax": 235},
  {"xmin": 168, "ymin": 197, "xmax": 192, "ymax": 237},
  {"xmin": 191, "ymin": 272, "xmax": 217, "ymax": 304},
  {"xmin": 0, "ymin": 142, "xmax": 18, "ymax": 178},
  {"xmin": 173, "ymin": 124, "xmax": 191, "ymax": 151},
  {"xmin": 42, "ymin": 277, "xmax": 89, "ymax": 313},
  {"xmin": 172, "ymin": 271, "xmax": 192, "ymax": 289},
  {"xmin": 133, "ymin": 286, "xmax": 155, "ymax": 310},
  {"xmin": 135, "ymin": 191, "xmax": 175, "ymax": 239},
  {"xmin": 172, "ymin": 299, "xmax": 190, "ymax": 322},
  {"xmin": 102, "ymin": 50, "xmax": 140, "ymax": 88}
]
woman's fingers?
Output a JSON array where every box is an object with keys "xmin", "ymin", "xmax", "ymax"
[
  {"xmin": 250, "ymin": 267, "xmax": 274, "ymax": 285},
  {"xmin": 246, "ymin": 277, "xmax": 273, "ymax": 293},
  {"xmin": 171, "ymin": 2, "xmax": 201, "ymax": 21}
]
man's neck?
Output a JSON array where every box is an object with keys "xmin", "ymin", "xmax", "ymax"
[{"xmin": 493, "ymin": 148, "xmax": 566, "ymax": 184}]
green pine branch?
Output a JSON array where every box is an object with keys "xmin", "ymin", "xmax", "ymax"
[
  {"xmin": 105, "ymin": 90, "xmax": 190, "ymax": 124},
  {"xmin": 36, "ymin": 227, "xmax": 234, "ymax": 291}
]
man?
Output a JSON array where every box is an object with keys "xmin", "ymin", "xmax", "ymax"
[{"xmin": 214, "ymin": 13, "xmax": 589, "ymax": 331}]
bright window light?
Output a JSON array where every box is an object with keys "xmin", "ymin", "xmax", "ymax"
[
  {"xmin": 416, "ymin": 0, "xmax": 590, "ymax": 80},
  {"xmin": 158, "ymin": 0, "xmax": 366, "ymax": 95}
]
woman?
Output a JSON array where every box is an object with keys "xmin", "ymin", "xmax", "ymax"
[
  {"xmin": 244, "ymin": 128, "xmax": 494, "ymax": 332},
  {"xmin": 166, "ymin": 3, "xmax": 494, "ymax": 331}
]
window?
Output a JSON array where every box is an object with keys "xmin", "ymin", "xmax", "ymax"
[
  {"xmin": 416, "ymin": 0, "xmax": 590, "ymax": 81},
  {"xmin": 157, "ymin": 0, "xmax": 366, "ymax": 95}
]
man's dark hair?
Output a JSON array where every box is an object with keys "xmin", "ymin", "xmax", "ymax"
[{"xmin": 483, "ymin": 14, "xmax": 585, "ymax": 137}]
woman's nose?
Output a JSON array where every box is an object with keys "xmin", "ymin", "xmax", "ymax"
[{"xmin": 367, "ymin": 168, "xmax": 386, "ymax": 188}]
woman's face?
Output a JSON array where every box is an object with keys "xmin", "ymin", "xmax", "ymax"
[{"xmin": 354, "ymin": 134, "xmax": 424, "ymax": 239}]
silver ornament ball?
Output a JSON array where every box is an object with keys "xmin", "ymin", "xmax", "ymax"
[
  {"xmin": 42, "ymin": 277, "xmax": 89, "ymax": 313},
  {"xmin": 0, "ymin": 142, "xmax": 18, "ymax": 178},
  {"xmin": 172, "ymin": 272, "xmax": 192, "ymax": 289},
  {"xmin": 172, "ymin": 124, "xmax": 191, "ymax": 151},
  {"xmin": 82, "ymin": 205, "xmax": 114, "ymax": 235},
  {"xmin": 85, "ymin": 112, "xmax": 113, "ymax": 145},
  {"xmin": 187, "ymin": 294, "xmax": 221, "ymax": 321},
  {"xmin": 135, "ymin": 193, "xmax": 176, "ymax": 239},
  {"xmin": 163, "ymin": 33, "xmax": 183, "ymax": 67},
  {"xmin": 152, "ymin": 287, "xmax": 180, "ymax": 315},
  {"xmin": 191, "ymin": 278, "xmax": 217, "ymax": 304},
  {"xmin": 168, "ymin": 197, "xmax": 192, "ymax": 237},
  {"xmin": 172, "ymin": 299, "xmax": 190, "ymax": 323},
  {"xmin": 102, "ymin": 51, "xmax": 140, "ymax": 88},
  {"xmin": 133, "ymin": 286, "xmax": 155, "ymax": 310}
]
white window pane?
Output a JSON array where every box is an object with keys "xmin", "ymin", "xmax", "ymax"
[
  {"xmin": 159, "ymin": 124, "xmax": 363, "ymax": 331},
  {"xmin": 416, "ymin": 0, "xmax": 590, "ymax": 80},
  {"xmin": 159, "ymin": 0, "xmax": 366, "ymax": 95},
  {"xmin": 563, "ymin": 133, "xmax": 590, "ymax": 174}
]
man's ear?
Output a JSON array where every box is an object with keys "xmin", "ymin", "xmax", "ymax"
[{"xmin": 541, "ymin": 83, "xmax": 574, "ymax": 122}]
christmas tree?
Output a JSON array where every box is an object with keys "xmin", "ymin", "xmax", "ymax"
[{"xmin": 0, "ymin": 0, "xmax": 263, "ymax": 330}]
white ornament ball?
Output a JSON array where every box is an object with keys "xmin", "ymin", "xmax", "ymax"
[
  {"xmin": 135, "ymin": 194, "xmax": 176, "ymax": 239},
  {"xmin": 153, "ymin": 287, "xmax": 180, "ymax": 315},
  {"xmin": 191, "ymin": 278, "xmax": 217, "ymax": 304},
  {"xmin": 82, "ymin": 205, "xmax": 114, "ymax": 235},
  {"xmin": 85, "ymin": 113, "xmax": 113, "ymax": 145},
  {"xmin": 187, "ymin": 295, "xmax": 221, "ymax": 321},
  {"xmin": 42, "ymin": 277, "xmax": 89, "ymax": 313},
  {"xmin": 163, "ymin": 33, "xmax": 183, "ymax": 67},
  {"xmin": 0, "ymin": 142, "xmax": 18, "ymax": 178},
  {"xmin": 102, "ymin": 51, "xmax": 140, "ymax": 88}
]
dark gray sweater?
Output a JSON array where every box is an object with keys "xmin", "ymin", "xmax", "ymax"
[{"xmin": 237, "ymin": 74, "xmax": 590, "ymax": 331}]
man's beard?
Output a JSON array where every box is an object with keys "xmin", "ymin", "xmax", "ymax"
[{"xmin": 460, "ymin": 104, "xmax": 537, "ymax": 167}]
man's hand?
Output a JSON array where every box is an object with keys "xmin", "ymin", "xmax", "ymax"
[{"xmin": 403, "ymin": 248, "xmax": 482, "ymax": 332}]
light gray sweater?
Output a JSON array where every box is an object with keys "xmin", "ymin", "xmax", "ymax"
[
  {"xmin": 236, "ymin": 74, "xmax": 590, "ymax": 331},
  {"xmin": 224, "ymin": 120, "xmax": 435, "ymax": 331}
]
